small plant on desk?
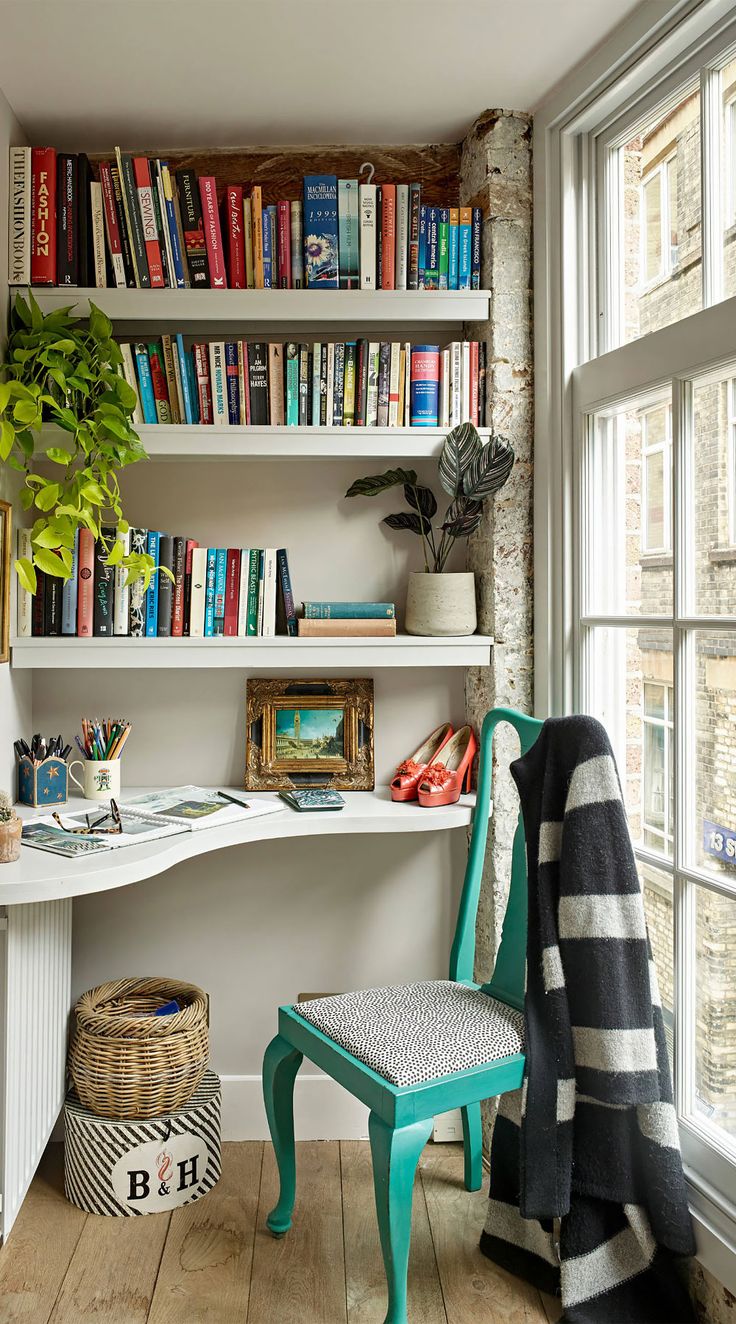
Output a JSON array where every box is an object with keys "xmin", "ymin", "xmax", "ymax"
[{"xmin": 0, "ymin": 790, "xmax": 21, "ymax": 864}]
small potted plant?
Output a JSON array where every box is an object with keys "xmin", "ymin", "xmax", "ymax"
[
  {"xmin": 345, "ymin": 422, "xmax": 514, "ymax": 636},
  {"xmin": 0, "ymin": 790, "xmax": 22, "ymax": 864}
]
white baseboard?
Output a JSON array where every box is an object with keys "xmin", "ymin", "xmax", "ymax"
[{"xmin": 220, "ymin": 1074, "xmax": 370, "ymax": 1141}]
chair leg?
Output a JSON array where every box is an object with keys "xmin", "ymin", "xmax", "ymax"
[
  {"xmin": 461, "ymin": 1101, "xmax": 483, "ymax": 1191},
  {"xmin": 262, "ymin": 1034, "xmax": 303, "ymax": 1236},
  {"xmin": 368, "ymin": 1112, "xmax": 434, "ymax": 1324}
]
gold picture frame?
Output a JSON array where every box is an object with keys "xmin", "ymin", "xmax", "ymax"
[
  {"xmin": 245, "ymin": 678, "xmax": 374, "ymax": 791},
  {"xmin": 0, "ymin": 501, "xmax": 11, "ymax": 665}
]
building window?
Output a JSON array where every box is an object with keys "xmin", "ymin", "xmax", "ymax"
[
  {"xmin": 726, "ymin": 94, "xmax": 736, "ymax": 230},
  {"xmin": 641, "ymin": 404, "xmax": 672, "ymax": 554},
  {"xmin": 642, "ymin": 681, "xmax": 674, "ymax": 855},
  {"xmin": 641, "ymin": 154, "xmax": 679, "ymax": 287},
  {"xmin": 729, "ymin": 379, "xmax": 736, "ymax": 547}
]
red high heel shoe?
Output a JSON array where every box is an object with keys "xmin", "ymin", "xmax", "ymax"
[
  {"xmin": 416, "ymin": 726, "xmax": 477, "ymax": 807},
  {"xmin": 390, "ymin": 723, "xmax": 454, "ymax": 802}
]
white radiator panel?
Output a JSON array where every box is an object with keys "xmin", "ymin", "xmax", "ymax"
[{"xmin": 1, "ymin": 899, "xmax": 72, "ymax": 1240}]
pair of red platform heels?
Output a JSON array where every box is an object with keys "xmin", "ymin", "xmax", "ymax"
[{"xmin": 390, "ymin": 722, "xmax": 477, "ymax": 807}]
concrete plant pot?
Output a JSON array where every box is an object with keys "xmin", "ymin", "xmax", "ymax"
[{"xmin": 405, "ymin": 571, "xmax": 477, "ymax": 637}]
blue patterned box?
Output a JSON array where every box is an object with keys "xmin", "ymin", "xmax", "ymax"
[{"xmin": 17, "ymin": 755, "xmax": 68, "ymax": 808}]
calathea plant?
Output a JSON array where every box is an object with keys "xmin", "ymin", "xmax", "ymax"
[
  {"xmin": 0, "ymin": 291, "xmax": 156, "ymax": 595},
  {"xmin": 345, "ymin": 423, "xmax": 514, "ymax": 572}
]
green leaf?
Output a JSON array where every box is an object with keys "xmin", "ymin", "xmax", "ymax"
[
  {"xmin": 403, "ymin": 484, "xmax": 437, "ymax": 520},
  {"xmin": 106, "ymin": 539, "xmax": 124, "ymax": 566},
  {"xmin": 35, "ymin": 483, "xmax": 61, "ymax": 512},
  {"xmin": 382, "ymin": 511, "xmax": 431, "ymax": 536},
  {"xmin": 440, "ymin": 497, "xmax": 484, "ymax": 538},
  {"xmin": 88, "ymin": 303, "xmax": 113, "ymax": 342},
  {"xmin": 14, "ymin": 556, "xmax": 36, "ymax": 595},
  {"xmin": 438, "ymin": 423, "xmax": 482, "ymax": 498},
  {"xmin": 462, "ymin": 436, "xmax": 515, "ymax": 501},
  {"xmin": 117, "ymin": 518, "xmax": 129, "ymax": 534},
  {"xmin": 13, "ymin": 399, "xmax": 38, "ymax": 425},
  {"xmin": 19, "ymin": 487, "xmax": 34, "ymax": 511},
  {"xmin": 45, "ymin": 447, "xmax": 73, "ymax": 465},
  {"xmin": 80, "ymin": 480, "xmax": 106, "ymax": 505},
  {"xmin": 0, "ymin": 382, "xmax": 12, "ymax": 412},
  {"xmin": 345, "ymin": 468, "xmax": 419, "ymax": 499},
  {"xmin": 34, "ymin": 547, "xmax": 69, "ymax": 578},
  {"xmin": 0, "ymin": 419, "xmax": 14, "ymax": 462}
]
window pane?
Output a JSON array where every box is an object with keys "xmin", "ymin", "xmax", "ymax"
[
  {"xmin": 585, "ymin": 626, "xmax": 673, "ymax": 859},
  {"xmin": 691, "ymin": 371, "xmax": 736, "ymax": 614},
  {"xmin": 692, "ymin": 886, "xmax": 736, "ymax": 1152},
  {"xmin": 641, "ymin": 860, "xmax": 674, "ymax": 1066},
  {"xmin": 585, "ymin": 402, "xmax": 672, "ymax": 615},
  {"xmin": 620, "ymin": 86, "xmax": 702, "ymax": 344},
  {"xmin": 722, "ymin": 62, "xmax": 736, "ymax": 297},
  {"xmin": 690, "ymin": 630, "xmax": 736, "ymax": 879}
]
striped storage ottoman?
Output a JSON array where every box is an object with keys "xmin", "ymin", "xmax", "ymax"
[{"xmin": 64, "ymin": 1069, "xmax": 221, "ymax": 1216}]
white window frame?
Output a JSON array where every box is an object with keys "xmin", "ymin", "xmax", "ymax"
[
  {"xmin": 725, "ymin": 93, "xmax": 736, "ymax": 227},
  {"xmin": 534, "ymin": 0, "xmax": 736, "ymax": 1293},
  {"xmin": 641, "ymin": 403, "xmax": 673, "ymax": 553},
  {"xmin": 729, "ymin": 377, "xmax": 736, "ymax": 546},
  {"xmin": 641, "ymin": 153, "xmax": 678, "ymax": 287},
  {"xmin": 642, "ymin": 679, "xmax": 674, "ymax": 854}
]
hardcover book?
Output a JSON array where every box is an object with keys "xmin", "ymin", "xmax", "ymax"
[
  {"xmin": 171, "ymin": 536, "xmax": 187, "ymax": 637},
  {"xmin": 225, "ymin": 184, "xmax": 245, "ymax": 288},
  {"xmin": 448, "ymin": 208, "xmax": 459, "ymax": 291},
  {"xmin": 93, "ymin": 529, "xmax": 116, "ymax": 637},
  {"xmin": 290, "ymin": 200, "xmax": 304, "ymax": 288},
  {"xmin": 209, "ymin": 342, "xmax": 228, "ymax": 427},
  {"xmin": 44, "ymin": 569, "xmax": 62, "ymax": 636},
  {"xmin": 32, "ymin": 571, "xmax": 45, "ymax": 637},
  {"xmin": 76, "ymin": 528, "xmax": 95, "ymax": 637},
  {"xmin": 145, "ymin": 531, "xmax": 160, "ymax": 637},
  {"xmin": 251, "ymin": 186, "xmax": 264, "ymax": 288},
  {"xmin": 30, "ymin": 147, "xmax": 56, "ymax": 285},
  {"xmin": 243, "ymin": 196, "xmax": 254, "ymax": 288},
  {"xmin": 276, "ymin": 548, "xmax": 297, "ymax": 636},
  {"xmin": 303, "ymin": 601, "xmax": 395, "ymax": 619},
  {"xmin": 157, "ymin": 533, "xmax": 174, "ymax": 637},
  {"xmin": 199, "ymin": 177, "xmax": 227, "ymax": 287},
  {"xmin": 109, "ymin": 163, "xmax": 136, "ymax": 286},
  {"xmin": 299, "ymin": 344, "xmax": 310, "ymax": 425},
  {"xmin": 176, "ymin": 169, "xmax": 209, "ymax": 286},
  {"xmin": 337, "ymin": 179, "xmax": 359, "ymax": 289},
  {"xmin": 410, "ymin": 345, "xmax": 440, "ymax": 427},
  {"xmin": 285, "ymin": 342, "xmax": 299, "ymax": 427},
  {"xmin": 269, "ymin": 343, "xmax": 285, "ymax": 426},
  {"xmin": 90, "ymin": 181, "xmax": 106, "ymax": 288},
  {"xmin": 395, "ymin": 184, "xmax": 409, "ymax": 291},
  {"xmin": 159, "ymin": 162, "xmax": 186, "ymax": 288},
  {"xmin": 358, "ymin": 182, "xmax": 376, "ymax": 290},
  {"xmin": 113, "ymin": 527, "xmax": 131, "ymax": 636},
  {"xmin": 380, "ymin": 183, "xmax": 396, "ymax": 290},
  {"xmin": 16, "ymin": 529, "xmax": 32, "ymax": 638},
  {"xmin": 76, "ymin": 154, "xmax": 95, "ymax": 287},
  {"xmin": 56, "ymin": 153, "xmax": 78, "ymax": 286},
  {"xmin": 425, "ymin": 208, "xmax": 439, "ymax": 290},
  {"xmin": 224, "ymin": 342, "xmax": 240, "ymax": 424},
  {"xmin": 297, "ymin": 618, "xmax": 396, "ymax": 638},
  {"xmin": 161, "ymin": 335, "xmax": 181, "ymax": 423},
  {"xmin": 133, "ymin": 157, "xmax": 165, "ymax": 287},
  {"xmin": 438, "ymin": 207, "xmax": 449, "ymax": 290},
  {"xmin": 224, "ymin": 548, "xmax": 240, "ymax": 636},
  {"xmin": 262, "ymin": 204, "xmax": 274, "ymax": 289},
  {"xmin": 213, "ymin": 548, "xmax": 227, "ymax": 635},
  {"xmin": 8, "ymin": 146, "xmax": 30, "ymax": 285},
  {"xmin": 408, "ymin": 183, "xmax": 421, "ymax": 291},
  {"xmin": 134, "ymin": 344, "xmax": 157, "ymax": 424},
  {"xmin": 248, "ymin": 343, "xmax": 269, "ymax": 426},
  {"xmin": 277, "ymin": 200, "xmax": 291, "ymax": 288},
  {"xmin": 472, "ymin": 207, "xmax": 482, "ymax": 289},
  {"xmin": 116, "ymin": 150, "xmax": 150, "ymax": 287},
  {"xmin": 189, "ymin": 547, "xmax": 207, "ymax": 638},
  {"xmin": 204, "ymin": 547, "xmax": 217, "ymax": 636},
  {"xmin": 148, "ymin": 342, "xmax": 172, "ymax": 424},
  {"xmin": 193, "ymin": 343, "xmax": 213, "ymax": 424},
  {"xmin": 376, "ymin": 342, "xmax": 390, "ymax": 427},
  {"xmin": 303, "ymin": 175, "xmax": 339, "ymax": 288},
  {"xmin": 128, "ymin": 528, "xmax": 148, "ymax": 637},
  {"xmin": 343, "ymin": 341, "xmax": 357, "ymax": 426}
]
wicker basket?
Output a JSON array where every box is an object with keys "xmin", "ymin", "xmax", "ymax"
[{"xmin": 68, "ymin": 977, "xmax": 210, "ymax": 1120}]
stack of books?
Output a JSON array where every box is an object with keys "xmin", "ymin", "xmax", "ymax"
[
  {"xmin": 9, "ymin": 147, "xmax": 483, "ymax": 293},
  {"xmin": 123, "ymin": 337, "xmax": 486, "ymax": 430},
  {"xmin": 297, "ymin": 602, "xmax": 397, "ymax": 638},
  {"xmin": 17, "ymin": 528, "xmax": 296, "ymax": 640}
]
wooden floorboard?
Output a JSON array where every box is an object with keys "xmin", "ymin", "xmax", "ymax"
[
  {"xmin": 47, "ymin": 1203, "xmax": 170, "ymax": 1324},
  {"xmin": 0, "ymin": 1145, "xmax": 86, "ymax": 1324},
  {"xmin": 148, "ymin": 1142, "xmax": 263, "ymax": 1324},
  {"xmin": 341, "ymin": 1139, "xmax": 446, "ymax": 1324},
  {"xmin": 247, "ymin": 1141, "xmax": 348, "ymax": 1324}
]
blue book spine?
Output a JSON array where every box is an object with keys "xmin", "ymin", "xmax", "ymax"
[
  {"xmin": 425, "ymin": 209, "xmax": 439, "ymax": 290},
  {"xmin": 204, "ymin": 548, "xmax": 217, "ymax": 637},
  {"xmin": 277, "ymin": 548, "xmax": 297, "ymax": 636},
  {"xmin": 418, "ymin": 205, "xmax": 427, "ymax": 289},
  {"xmin": 262, "ymin": 207, "xmax": 273, "ymax": 289},
  {"xmin": 448, "ymin": 214, "xmax": 459, "ymax": 291},
  {"xmin": 303, "ymin": 601, "xmax": 395, "ymax": 620},
  {"xmin": 161, "ymin": 162, "xmax": 186, "ymax": 288},
  {"xmin": 61, "ymin": 528, "xmax": 79, "ymax": 634},
  {"xmin": 471, "ymin": 208, "xmax": 482, "ymax": 289},
  {"xmin": 145, "ymin": 531, "xmax": 160, "ymax": 637},
  {"xmin": 285, "ymin": 345, "xmax": 299, "ymax": 426},
  {"xmin": 303, "ymin": 175, "xmax": 339, "ymax": 288},
  {"xmin": 134, "ymin": 344, "xmax": 157, "ymax": 424},
  {"xmin": 410, "ymin": 345, "xmax": 440, "ymax": 427},
  {"xmin": 184, "ymin": 352, "xmax": 200, "ymax": 424},
  {"xmin": 459, "ymin": 215, "xmax": 472, "ymax": 290},
  {"xmin": 224, "ymin": 342, "xmax": 240, "ymax": 424},
  {"xmin": 213, "ymin": 548, "xmax": 227, "ymax": 634},
  {"xmin": 176, "ymin": 334, "xmax": 195, "ymax": 424}
]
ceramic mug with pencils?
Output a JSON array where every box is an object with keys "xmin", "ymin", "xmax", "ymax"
[
  {"xmin": 71, "ymin": 718, "xmax": 131, "ymax": 802},
  {"xmin": 69, "ymin": 758, "xmax": 121, "ymax": 802}
]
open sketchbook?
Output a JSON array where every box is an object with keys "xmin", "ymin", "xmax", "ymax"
[{"xmin": 22, "ymin": 786, "xmax": 284, "ymax": 858}]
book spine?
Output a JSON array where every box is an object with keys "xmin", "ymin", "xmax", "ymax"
[
  {"xmin": 311, "ymin": 341, "xmax": 321, "ymax": 423},
  {"xmin": 478, "ymin": 338, "xmax": 487, "ymax": 427},
  {"xmin": 398, "ymin": 345, "xmax": 406, "ymax": 428},
  {"xmin": 380, "ymin": 183, "xmax": 396, "ymax": 290},
  {"xmin": 176, "ymin": 334, "xmax": 195, "ymax": 424},
  {"xmin": 90, "ymin": 182, "xmax": 107, "ymax": 288},
  {"xmin": 410, "ymin": 345, "xmax": 440, "ymax": 426},
  {"xmin": 226, "ymin": 184, "xmax": 245, "ymax": 288},
  {"xmin": 388, "ymin": 342, "xmax": 400, "ymax": 427},
  {"xmin": 119, "ymin": 344, "xmax": 143, "ymax": 424},
  {"xmin": 366, "ymin": 342, "xmax": 380, "ymax": 426},
  {"xmin": 470, "ymin": 339, "xmax": 479, "ymax": 425},
  {"xmin": 418, "ymin": 204, "xmax": 427, "ymax": 289},
  {"xmin": 113, "ymin": 527, "xmax": 131, "ymax": 635},
  {"xmin": 171, "ymin": 536, "xmax": 186, "ymax": 637},
  {"xmin": 319, "ymin": 342, "xmax": 328, "ymax": 424},
  {"xmin": 128, "ymin": 528, "xmax": 147, "ymax": 636},
  {"xmin": 297, "ymin": 618, "xmax": 396, "ymax": 637},
  {"xmin": 237, "ymin": 340, "xmax": 248, "ymax": 424},
  {"xmin": 189, "ymin": 547, "xmax": 208, "ymax": 638},
  {"xmin": 376, "ymin": 186, "xmax": 383, "ymax": 288},
  {"xmin": 425, "ymin": 208, "xmax": 439, "ymax": 290},
  {"xmin": 16, "ymin": 528, "xmax": 32, "ymax": 637},
  {"xmin": 439, "ymin": 348, "xmax": 450, "ymax": 429},
  {"xmin": 438, "ymin": 207, "xmax": 449, "ymax": 290},
  {"xmin": 265, "ymin": 342, "xmax": 281, "ymax": 425},
  {"xmin": 355, "ymin": 338, "xmax": 368, "ymax": 426},
  {"xmin": 209, "ymin": 342, "xmax": 228, "ymax": 427},
  {"xmin": 342, "ymin": 341, "xmax": 356, "ymax": 425},
  {"xmin": 277, "ymin": 200, "xmax": 291, "ymax": 288},
  {"xmin": 76, "ymin": 154, "xmax": 94, "ymax": 287},
  {"xmin": 298, "ymin": 344, "xmax": 310, "ymax": 425},
  {"xmin": 161, "ymin": 334, "xmax": 181, "ymax": 423},
  {"xmin": 376, "ymin": 342, "xmax": 390, "ymax": 427},
  {"xmin": 183, "ymin": 538, "xmax": 198, "ymax": 635},
  {"xmin": 243, "ymin": 196, "xmax": 254, "ymax": 288},
  {"xmin": 458, "ymin": 207, "xmax": 472, "ymax": 289},
  {"xmin": 461, "ymin": 340, "xmax": 471, "ymax": 420},
  {"xmin": 247, "ymin": 342, "xmax": 269, "ymax": 425},
  {"xmin": 237, "ymin": 549, "xmax": 250, "ymax": 635},
  {"xmin": 284, "ymin": 343, "xmax": 298, "ymax": 426},
  {"xmin": 472, "ymin": 207, "xmax": 482, "ymax": 289},
  {"xmin": 199, "ymin": 177, "xmax": 227, "ymax": 287},
  {"xmin": 56, "ymin": 153, "xmax": 78, "ymax": 286},
  {"xmin": 403, "ymin": 340, "xmax": 411, "ymax": 427},
  {"xmin": 93, "ymin": 530, "xmax": 115, "ymax": 637},
  {"xmin": 76, "ymin": 528, "xmax": 95, "ymax": 637},
  {"xmin": 32, "ymin": 570, "xmax": 45, "ymax": 636},
  {"xmin": 251, "ymin": 186, "xmax": 264, "ymax": 288},
  {"xmin": 148, "ymin": 341, "xmax": 172, "ymax": 424},
  {"xmin": 224, "ymin": 548, "xmax": 240, "ymax": 636},
  {"xmin": 109, "ymin": 163, "xmax": 136, "ymax": 285},
  {"xmin": 246, "ymin": 550, "xmax": 260, "ymax": 635},
  {"xmin": 338, "ymin": 179, "xmax": 359, "ymax": 289},
  {"xmin": 448, "ymin": 208, "xmax": 459, "ymax": 291},
  {"xmin": 325, "ymin": 342, "xmax": 335, "ymax": 426},
  {"xmin": 117, "ymin": 151, "xmax": 149, "ymax": 287},
  {"xmin": 45, "ymin": 571, "xmax": 62, "ymax": 636},
  {"xmin": 450, "ymin": 340, "xmax": 462, "ymax": 425},
  {"xmin": 224, "ymin": 341, "xmax": 240, "ymax": 424},
  {"xmin": 203, "ymin": 548, "xmax": 216, "ymax": 636},
  {"xmin": 134, "ymin": 344, "xmax": 158, "ymax": 424},
  {"xmin": 145, "ymin": 531, "xmax": 160, "ymax": 636},
  {"xmin": 156, "ymin": 534, "xmax": 174, "ymax": 636},
  {"xmin": 290, "ymin": 200, "xmax": 303, "ymax": 288},
  {"xmin": 303, "ymin": 175, "xmax": 338, "ymax": 288},
  {"xmin": 160, "ymin": 163, "xmax": 186, "ymax": 287},
  {"xmin": 395, "ymin": 184, "xmax": 409, "ymax": 291},
  {"xmin": 408, "ymin": 183, "xmax": 421, "ymax": 291},
  {"xmin": 262, "ymin": 205, "xmax": 274, "ymax": 288},
  {"xmin": 276, "ymin": 548, "xmax": 297, "ymax": 636},
  {"xmin": 358, "ymin": 183, "xmax": 376, "ymax": 291},
  {"xmin": 303, "ymin": 601, "xmax": 395, "ymax": 619},
  {"xmin": 176, "ymin": 169, "xmax": 209, "ymax": 286},
  {"xmin": 30, "ymin": 147, "xmax": 56, "ymax": 284},
  {"xmin": 150, "ymin": 166, "xmax": 171, "ymax": 287},
  {"xmin": 332, "ymin": 341, "xmax": 345, "ymax": 425},
  {"xmin": 185, "ymin": 353, "xmax": 200, "ymax": 423},
  {"xmin": 193, "ymin": 343, "xmax": 213, "ymax": 424},
  {"xmin": 133, "ymin": 157, "xmax": 164, "ymax": 287},
  {"xmin": 261, "ymin": 549, "xmax": 277, "ymax": 637},
  {"xmin": 213, "ymin": 548, "xmax": 227, "ymax": 634},
  {"xmin": 8, "ymin": 146, "xmax": 31, "ymax": 285}
]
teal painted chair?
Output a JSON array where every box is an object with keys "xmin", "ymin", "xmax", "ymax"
[{"xmin": 262, "ymin": 706, "xmax": 541, "ymax": 1324}]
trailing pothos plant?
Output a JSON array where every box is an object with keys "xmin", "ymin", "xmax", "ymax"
[
  {"xmin": 345, "ymin": 422, "xmax": 514, "ymax": 573},
  {"xmin": 0, "ymin": 290, "xmax": 157, "ymax": 596}
]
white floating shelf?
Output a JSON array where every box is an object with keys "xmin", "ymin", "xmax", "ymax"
[
  {"xmin": 18, "ymin": 286, "xmax": 491, "ymax": 329},
  {"xmin": 39, "ymin": 424, "xmax": 491, "ymax": 462},
  {"xmin": 11, "ymin": 634, "xmax": 494, "ymax": 670},
  {"xmin": 7, "ymin": 787, "xmax": 483, "ymax": 906}
]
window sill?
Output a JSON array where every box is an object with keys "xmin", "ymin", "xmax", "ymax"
[
  {"xmin": 709, "ymin": 546, "xmax": 736, "ymax": 564},
  {"xmin": 640, "ymin": 552, "xmax": 673, "ymax": 567},
  {"xmin": 686, "ymin": 1168, "xmax": 736, "ymax": 1297}
]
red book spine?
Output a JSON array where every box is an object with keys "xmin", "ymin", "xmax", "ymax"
[
  {"xmin": 148, "ymin": 344, "xmax": 170, "ymax": 414},
  {"xmin": 199, "ymin": 177, "xmax": 228, "ymax": 288},
  {"xmin": 30, "ymin": 148, "xmax": 57, "ymax": 284},
  {"xmin": 77, "ymin": 528, "xmax": 95, "ymax": 637},
  {"xmin": 470, "ymin": 340, "xmax": 479, "ymax": 426},
  {"xmin": 226, "ymin": 185, "xmax": 245, "ymax": 288},
  {"xmin": 224, "ymin": 549, "xmax": 240, "ymax": 636},
  {"xmin": 98, "ymin": 161, "xmax": 125, "ymax": 287},
  {"xmin": 380, "ymin": 184, "xmax": 396, "ymax": 290},
  {"xmin": 133, "ymin": 157, "xmax": 164, "ymax": 288},
  {"xmin": 277, "ymin": 201, "xmax": 291, "ymax": 289},
  {"xmin": 193, "ymin": 343, "xmax": 213, "ymax": 423},
  {"xmin": 183, "ymin": 538, "xmax": 198, "ymax": 636},
  {"xmin": 243, "ymin": 342, "xmax": 251, "ymax": 424}
]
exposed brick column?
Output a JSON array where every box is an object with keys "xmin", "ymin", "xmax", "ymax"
[{"xmin": 461, "ymin": 110, "xmax": 533, "ymax": 1135}]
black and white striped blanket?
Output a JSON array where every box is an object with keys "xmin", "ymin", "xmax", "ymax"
[{"xmin": 480, "ymin": 715, "xmax": 696, "ymax": 1323}]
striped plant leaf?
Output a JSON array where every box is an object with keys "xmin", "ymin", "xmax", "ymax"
[
  {"xmin": 462, "ymin": 436, "xmax": 514, "ymax": 501},
  {"xmin": 345, "ymin": 468, "xmax": 418, "ymax": 498},
  {"xmin": 440, "ymin": 497, "xmax": 483, "ymax": 538},
  {"xmin": 383, "ymin": 511, "xmax": 432, "ymax": 536},
  {"xmin": 404, "ymin": 483, "xmax": 437, "ymax": 519},
  {"xmin": 438, "ymin": 423, "xmax": 482, "ymax": 498}
]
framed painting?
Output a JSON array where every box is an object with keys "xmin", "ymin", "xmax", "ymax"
[
  {"xmin": 245, "ymin": 678, "xmax": 374, "ymax": 791},
  {"xmin": 0, "ymin": 500, "xmax": 11, "ymax": 664}
]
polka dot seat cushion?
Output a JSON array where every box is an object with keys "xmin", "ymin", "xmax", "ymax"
[{"xmin": 292, "ymin": 980, "xmax": 525, "ymax": 1088}]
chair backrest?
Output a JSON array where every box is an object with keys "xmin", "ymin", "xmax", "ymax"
[{"xmin": 448, "ymin": 706, "xmax": 543, "ymax": 1012}]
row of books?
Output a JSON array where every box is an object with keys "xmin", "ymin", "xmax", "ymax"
[
  {"xmin": 122, "ymin": 338, "xmax": 487, "ymax": 430},
  {"xmin": 9, "ymin": 148, "xmax": 483, "ymax": 293},
  {"xmin": 297, "ymin": 601, "xmax": 396, "ymax": 638},
  {"xmin": 17, "ymin": 529, "xmax": 296, "ymax": 639}
]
